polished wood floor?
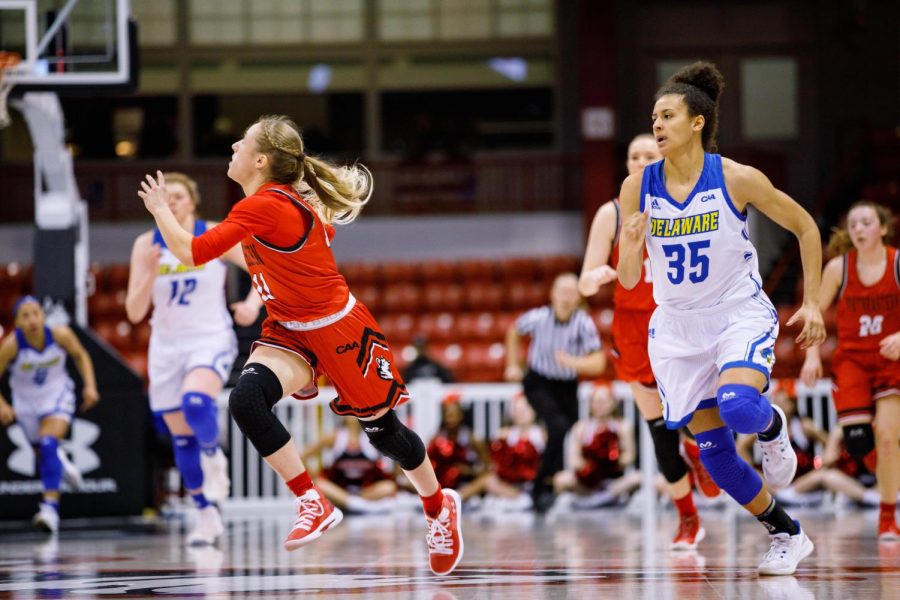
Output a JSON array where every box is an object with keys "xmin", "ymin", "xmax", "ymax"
[{"xmin": 0, "ymin": 499, "xmax": 897, "ymax": 599}]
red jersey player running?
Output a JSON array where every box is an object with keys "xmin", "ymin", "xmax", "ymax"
[
  {"xmin": 801, "ymin": 200, "xmax": 900, "ymax": 540},
  {"xmin": 138, "ymin": 115, "xmax": 463, "ymax": 575},
  {"xmin": 578, "ymin": 133, "xmax": 720, "ymax": 550}
]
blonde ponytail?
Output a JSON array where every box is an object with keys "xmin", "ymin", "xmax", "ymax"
[{"xmin": 253, "ymin": 114, "xmax": 373, "ymax": 224}]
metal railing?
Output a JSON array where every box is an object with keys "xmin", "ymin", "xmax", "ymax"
[{"xmin": 218, "ymin": 379, "xmax": 835, "ymax": 506}]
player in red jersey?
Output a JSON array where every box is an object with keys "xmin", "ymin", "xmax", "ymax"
[
  {"xmin": 801, "ymin": 200, "xmax": 900, "ymax": 540},
  {"xmin": 138, "ymin": 115, "xmax": 463, "ymax": 575},
  {"xmin": 578, "ymin": 133, "xmax": 719, "ymax": 550}
]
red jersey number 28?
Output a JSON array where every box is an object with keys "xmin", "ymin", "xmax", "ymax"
[{"xmin": 858, "ymin": 314, "xmax": 883, "ymax": 337}]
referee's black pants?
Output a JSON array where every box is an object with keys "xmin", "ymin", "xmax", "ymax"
[{"xmin": 522, "ymin": 370, "xmax": 579, "ymax": 502}]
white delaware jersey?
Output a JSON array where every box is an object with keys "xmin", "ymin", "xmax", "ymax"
[
  {"xmin": 150, "ymin": 220, "xmax": 233, "ymax": 337},
  {"xmin": 640, "ymin": 154, "xmax": 763, "ymax": 314},
  {"xmin": 8, "ymin": 327, "xmax": 73, "ymax": 403}
]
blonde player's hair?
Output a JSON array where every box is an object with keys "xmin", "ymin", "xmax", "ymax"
[{"xmin": 253, "ymin": 115, "xmax": 372, "ymax": 225}]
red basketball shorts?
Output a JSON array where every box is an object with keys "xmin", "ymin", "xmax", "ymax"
[
  {"xmin": 610, "ymin": 308, "xmax": 655, "ymax": 387},
  {"xmin": 253, "ymin": 302, "xmax": 410, "ymax": 418},
  {"xmin": 832, "ymin": 347, "xmax": 900, "ymax": 422}
]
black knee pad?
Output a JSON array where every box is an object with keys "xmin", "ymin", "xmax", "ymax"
[
  {"xmin": 843, "ymin": 423, "xmax": 875, "ymax": 458},
  {"xmin": 647, "ymin": 417, "xmax": 688, "ymax": 483},
  {"xmin": 228, "ymin": 363, "xmax": 289, "ymax": 457},
  {"xmin": 361, "ymin": 410, "xmax": 426, "ymax": 471}
]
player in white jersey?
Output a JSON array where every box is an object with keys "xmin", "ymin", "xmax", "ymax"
[
  {"xmin": 616, "ymin": 62, "xmax": 826, "ymax": 576},
  {"xmin": 0, "ymin": 297, "xmax": 100, "ymax": 533},
  {"xmin": 126, "ymin": 172, "xmax": 261, "ymax": 545}
]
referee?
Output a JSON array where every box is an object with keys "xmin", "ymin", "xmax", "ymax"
[{"xmin": 504, "ymin": 272, "xmax": 606, "ymax": 512}]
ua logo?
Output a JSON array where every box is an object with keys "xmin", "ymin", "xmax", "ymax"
[
  {"xmin": 7, "ymin": 418, "xmax": 101, "ymax": 477},
  {"xmin": 375, "ymin": 357, "xmax": 394, "ymax": 381},
  {"xmin": 721, "ymin": 392, "xmax": 736, "ymax": 401}
]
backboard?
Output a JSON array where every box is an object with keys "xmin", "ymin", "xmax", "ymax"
[{"xmin": 0, "ymin": 0, "xmax": 135, "ymax": 89}]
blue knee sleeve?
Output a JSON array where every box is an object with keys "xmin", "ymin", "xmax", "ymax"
[
  {"xmin": 718, "ymin": 383, "xmax": 773, "ymax": 434},
  {"xmin": 695, "ymin": 426, "xmax": 763, "ymax": 505},
  {"xmin": 39, "ymin": 436, "xmax": 62, "ymax": 492},
  {"xmin": 182, "ymin": 391, "xmax": 219, "ymax": 453},
  {"xmin": 172, "ymin": 435, "xmax": 204, "ymax": 491}
]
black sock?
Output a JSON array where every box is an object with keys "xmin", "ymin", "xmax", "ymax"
[
  {"xmin": 756, "ymin": 499, "xmax": 799, "ymax": 535},
  {"xmin": 757, "ymin": 407, "xmax": 782, "ymax": 441}
]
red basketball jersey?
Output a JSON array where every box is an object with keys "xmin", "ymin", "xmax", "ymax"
[
  {"xmin": 609, "ymin": 199, "xmax": 655, "ymax": 312},
  {"xmin": 836, "ymin": 247, "xmax": 900, "ymax": 352},
  {"xmin": 192, "ymin": 183, "xmax": 351, "ymax": 323}
]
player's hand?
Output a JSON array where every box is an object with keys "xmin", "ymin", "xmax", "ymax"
[
  {"xmin": 231, "ymin": 300, "xmax": 261, "ymax": 327},
  {"xmin": 555, "ymin": 350, "xmax": 578, "ymax": 370},
  {"xmin": 142, "ymin": 243, "xmax": 162, "ymax": 273},
  {"xmin": 579, "ymin": 265, "xmax": 618, "ymax": 297},
  {"xmin": 787, "ymin": 302, "xmax": 826, "ymax": 349},
  {"xmin": 879, "ymin": 332, "xmax": 900, "ymax": 361},
  {"xmin": 0, "ymin": 402, "xmax": 15, "ymax": 426},
  {"xmin": 80, "ymin": 385, "xmax": 100, "ymax": 412},
  {"xmin": 504, "ymin": 363, "xmax": 523, "ymax": 383},
  {"xmin": 619, "ymin": 208, "xmax": 649, "ymax": 254},
  {"xmin": 799, "ymin": 355, "xmax": 822, "ymax": 388},
  {"xmin": 138, "ymin": 171, "xmax": 170, "ymax": 216}
]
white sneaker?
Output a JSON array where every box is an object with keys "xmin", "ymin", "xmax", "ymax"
[
  {"xmin": 201, "ymin": 448, "xmax": 231, "ymax": 502},
  {"xmin": 33, "ymin": 502, "xmax": 60, "ymax": 534},
  {"xmin": 757, "ymin": 527, "xmax": 814, "ymax": 576},
  {"xmin": 57, "ymin": 447, "xmax": 84, "ymax": 491},
  {"xmin": 187, "ymin": 505, "xmax": 224, "ymax": 546},
  {"xmin": 757, "ymin": 404, "xmax": 797, "ymax": 491}
]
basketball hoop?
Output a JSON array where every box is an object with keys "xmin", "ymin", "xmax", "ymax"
[{"xmin": 0, "ymin": 51, "xmax": 22, "ymax": 129}]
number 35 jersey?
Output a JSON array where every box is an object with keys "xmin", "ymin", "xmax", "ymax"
[
  {"xmin": 151, "ymin": 220, "xmax": 233, "ymax": 337},
  {"xmin": 640, "ymin": 154, "xmax": 763, "ymax": 314}
]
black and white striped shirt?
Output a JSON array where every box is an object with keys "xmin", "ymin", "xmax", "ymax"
[{"xmin": 516, "ymin": 306, "xmax": 601, "ymax": 380}]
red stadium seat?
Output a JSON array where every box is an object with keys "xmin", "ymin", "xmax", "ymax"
[
  {"xmin": 415, "ymin": 312, "xmax": 456, "ymax": 343},
  {"xmin": 463, "ymin": 283, "xmax": 506, "ymax": 311},
  {"xmin": 507, "ymin": 280, "xmax": 547, "ymax": 310},
  {"xmin": 122, "ymin": 351, "xmax": 148, "ymax": 379},
  {"xmin": 422, "ymin": 282, "xmax": 464, "ymax": 313},
  {"xmin": 379, "ymin": 313, "xmax": 416, "ymax": 347},
  {"xmin": 341, "ymin": 262, "xmax": 380, "ymax": 286},
  {"xmin": 591, "ymin": 308, "xmax": 615, "ymax": 336},
  {"xmin": 380, "ymin": 261, "xmax": 421, "ymax": 285},
  {"xmin": 457, "ymin": 312, "xmax": 494, "ymax": 342},
  {"xmin": 132, "ymin": 322, "xmax": 152, "ymax": 351},
  {"xmin": 381, "ymin": 283, "xmax": 421, "ymax": 313},
  {"xmin": 537, "ymin": 255, "xmax": 580, "ymax": 283},
  {"xmin": 93, "ymin": 319, "xmax": 132, "ymax": 353},
  {"xmin": 458, "ymin": 259, "xmax": 497, "ymax": 282},
  {"xmin": 106, "ymin": 265, "xmax": 130, "ymax": 293},
  {"xmin": 463, "ymin": 342, "xmax": 506, "ymax": 382},
  {"xmin": 353, "ymin": 284, "xmax": 381, "ymax": 315},
  {"xmin": 419, "ymin": 260, "xmax": 459, "ymax": 283},
  {"xmin": 431, "ymin": 342, "xmax": 466, "ymax": 380},
  {"xmin": 498, "ymin": 257, "xmax": 538, "ymax": 283}
]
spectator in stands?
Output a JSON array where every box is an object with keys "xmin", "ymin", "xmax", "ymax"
[
  {"xmin": 300, "ymin": 417, "xmax": 397, "ymax": 515},
  {"xmin": 579, "ymin": 132, "xmax": 719, "ymax": 550},
  {"xmin": 0, "ymin": 296, "xmax": 99, "ymax": 534},
  {"xmin": 138, "ymin": 115, "xmax": 463, "ymax": 575},
  {"xmin": 403, "ymin": 335, "xmax": 456, "ymax": 383},
  {"xmin": 426, "ymin": 392, "xmax": 490, "ymax": 502},
  {"xmin": 800, "ymin": 200, "xmax": 900, "ymax": 540},
  {"xmin": 479, "ymin": 392, "xmax": 546, "ymax": 511},
  {"xmin": 553, "ymin": 383, "xmax": 642, "ymax": 509},
  {"xmin": 126, "ymin": 171, "xmax": 261, "ymax": 546},
  {"xmin": 738, "ymin": 380, "xmax": 881, "ymax": 507},
  {"xmin": 504, "ymin": 272, "xmax": 606, "ymax": 512}
]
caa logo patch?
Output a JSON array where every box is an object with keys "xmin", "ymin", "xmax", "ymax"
[{"xmin": 336, "ymin": 342, "xmax": 360, "ymax": 354}]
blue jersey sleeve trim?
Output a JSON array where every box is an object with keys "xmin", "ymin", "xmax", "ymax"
[
  {"xmin": 152, "ymin": 228, "xmax": 167, "ymax": 249},
  {"xmin": 14, "ymin": 328, "xmax": 29, "ymax": 351},
  {"xmin": 713, "ymin": 154, "xmax": 747, "ymax": 222},
  {"xmin": 153, "ymin": 406, "xmax": 184, "ymax": 416},
  {"xmin": 194, "ymin": 220, "xmax": 208, "ymax": 235}
]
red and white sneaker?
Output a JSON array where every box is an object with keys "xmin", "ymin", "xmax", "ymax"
[
  {"xmin": 283, "ymin": 488, "xmax": 343, "ymax": 551},
  {"xmin": 878, "ymin": 516, "xmax": 900, "ymax": 542},
  {"xmin": 425, "ymin": 489, "xmax": 464, "ymax": 576},
  {"xmin": 682, "ymin": 439, "xmax": 721, "ymax": 498},
  {"xmin": 671, "ymin": 514, "xmax": 706, "ymax": 550}
]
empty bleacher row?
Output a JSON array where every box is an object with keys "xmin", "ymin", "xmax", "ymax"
[{"xmin": 0, "ymin": 258, "xmax": 838, "ymax": 383}]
